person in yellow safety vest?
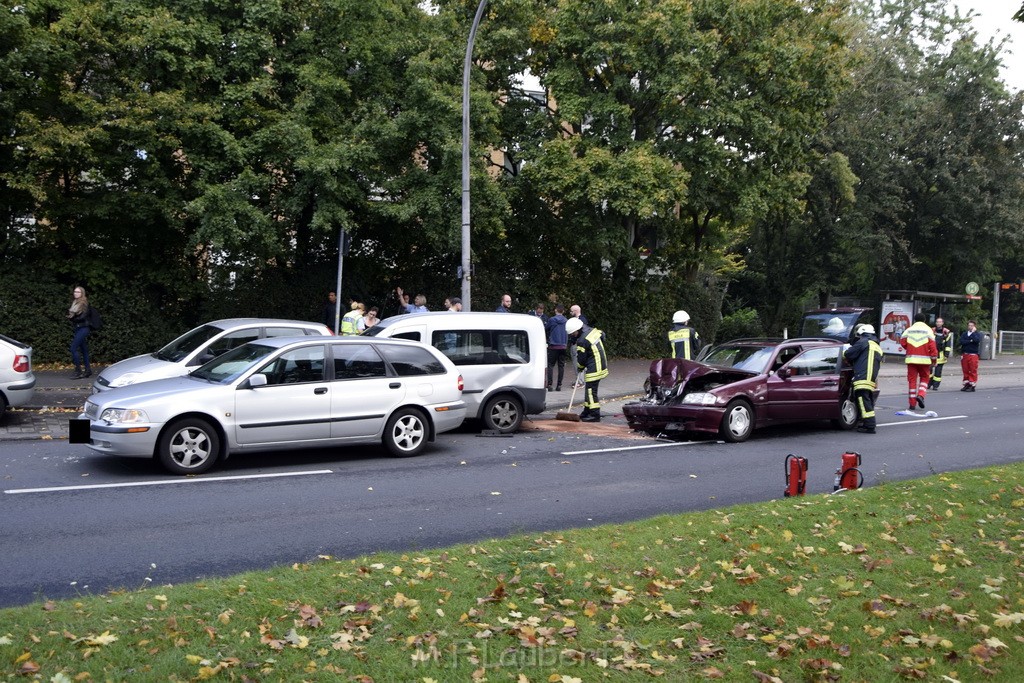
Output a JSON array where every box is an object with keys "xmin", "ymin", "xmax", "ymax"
[
  {"xmin": 928, "ymin": 317, "xmax": 953, "ymax": 390},
  {"xmin": 668, "ymin": 310, "xmax": 701, "ymax": 360},
  {"xmin": 566, "ymin": 317, "xmax": 608, "ymax": 422},
  {"xmin": 843, "ymin": 324, "xmax": 883, "ymax": 433},
  {"xmin": 898, "ymin": 312, "xmax": 937, "ymax": 411},
  {"xmin": 340, "ymin": 301, "xmax": 365, "ymax": 335}
]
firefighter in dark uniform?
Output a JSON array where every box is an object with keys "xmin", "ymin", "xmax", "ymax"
[
  {"xmin": 843, "ymin": 324, "xmax": 883, "ymax": 433},
  {"xmin": 566, "ymin": 317, "xmax": 608, "ymax": 422},
  {"xmin": 928, "ymin": 317, "xmax": 953, "ymax": 390},
  {"xmin": 668, "ymin": 310, "xmax": 701, "ymax": 360}
]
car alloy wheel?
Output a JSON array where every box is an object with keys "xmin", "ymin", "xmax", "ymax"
[
  {"xmin": 158, "ymin": 418, "xmax": 220, "ymax": 475},
  {"xmin": 482, "ymin": 394, "xmax": 523, "ymax": 434},
  {"xmin": 384, "ymin": 408, "xmax": 429, "ymax": 457}
]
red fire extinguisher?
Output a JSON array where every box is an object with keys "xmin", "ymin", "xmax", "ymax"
[
  {"xmin": 784, "ymin": 454, "xmax": 808, "ymax": 497},
  {"xmin": 834, "ymin": 451, "xmax": 862, "ymax": 491}
]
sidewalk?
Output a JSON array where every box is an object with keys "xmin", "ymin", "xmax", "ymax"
[{"xmin": 3, "ymin": 355, "xmax": 1021, "ymax": 441}]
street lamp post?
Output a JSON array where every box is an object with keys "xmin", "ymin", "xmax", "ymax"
[{"xmin": 461, "ymin": 0, "xmax": 488, "ymax": 312}]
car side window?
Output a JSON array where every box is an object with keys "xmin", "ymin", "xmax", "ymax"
[
  {"xmin": 256, "ymin": 345, "xmax": 326, "ymax": 385},
  {"xmin": 788, "ymin": 347, "xmax": 840, "ymax": 376},
  {"xmin": 264, "ymin": 326, "xmax": 308, "ymax": 338},
  {"xmin": 377, "ymin": 345, "xmax": 446, "ymax": 376},
  {"xmin": 430, "ymin": 330, "xmax": 529, "ymax": 365},
  {"xmin": 392, "ymin": 332, "xmax": 421, "ymax": 343},
  {"xmin": 332, "ymin": 344, "xmax": 387, "ymax": 380},
  {"xmin": 772, "ymin": 347, "xmax": 801, "ymax": 373},
  {"xmin": 201, "ymin": 328, "xmax": 260, "ymax": 362}
]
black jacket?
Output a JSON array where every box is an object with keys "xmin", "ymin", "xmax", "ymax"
[{"xmin": 843, "ymin": 334, "xmax": 882, "ymax": 389}]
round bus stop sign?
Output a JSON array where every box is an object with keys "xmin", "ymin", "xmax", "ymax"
[{"xmin": 966, "ymin": 282, "xmax": 980, "ymax": 296}]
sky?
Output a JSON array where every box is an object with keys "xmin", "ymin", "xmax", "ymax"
[{"xmin": 952, "ymin": 0, "xmax": 1024, "ymax": 91}]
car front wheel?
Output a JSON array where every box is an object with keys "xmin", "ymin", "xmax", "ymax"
[
  {"xmin": 834, "ymin": 393, "xmax": 858, "ymax": 430},
  {"xmin": 720, "ymin": 400, "xmax": 754, "ymax": 443},
  {"xmin": 158, "ymin": 418, "xmax": 221, "ymax": 475},
  {"xmin": 482, "ymin": 394, "xmax": 523, "ymax": 434},
  {"xmin": 384, "ymin": 408, "xmax": 429, "ymax": 457}
]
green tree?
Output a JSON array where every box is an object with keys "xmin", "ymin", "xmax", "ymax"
[{"xmin": 458, "ymin": 0, "xmax": 851, "ymax": 349}]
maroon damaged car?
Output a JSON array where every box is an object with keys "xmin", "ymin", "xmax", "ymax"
[{"xmin": 623, "ymin": 338, "xmax": 863, "ymax": 442}]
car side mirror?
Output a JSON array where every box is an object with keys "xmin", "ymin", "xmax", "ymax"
[
  {"xmin": 247, "ymin": 374, "xmax": 268, "ymax": 388},
  {"xmin": 777, "ymin": 367, "xmax": 791, "ymax": 379}
]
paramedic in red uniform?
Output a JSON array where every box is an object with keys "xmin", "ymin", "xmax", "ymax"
[{"xmin": 899, "ymin": 313, "xmax": 937, "ymax": 410}]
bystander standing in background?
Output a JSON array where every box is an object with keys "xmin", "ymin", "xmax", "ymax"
[
  {"xmin": 321, "ymin": 291, "xmax": 338, "ymax": 331},
  {"xmin": 545, "ymin": 304, "xmax": 568, "ymax": 391},
  {"xmin": 496, "ymin": 294, "xmax": 512, "ymax": 313},
  {"xmin": 960, "ymin": 321, "xmax": 983, "ymax": 392},
  {"xmin": 67, "ymin": 285, "xmax": 92, "ymax": 379}
]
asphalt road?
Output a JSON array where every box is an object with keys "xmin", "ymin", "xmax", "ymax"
[{"xmin": 2, "ymin": 382, "xmax": 1022, "ymax": 608}]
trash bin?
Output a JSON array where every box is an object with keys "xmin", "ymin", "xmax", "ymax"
[{"xmin": 980, "ymin": 331, "xmax": 993, "ymax": 360}]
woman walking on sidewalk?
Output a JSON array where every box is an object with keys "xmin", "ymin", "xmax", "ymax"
[{"xmin": 67, "ymin": 285, "xmax": 92, "ymax": 379}]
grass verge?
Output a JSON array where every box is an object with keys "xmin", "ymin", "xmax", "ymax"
[{"xmin": 3, "ymin": 463, "xmax": 1024, "ymax": 681}]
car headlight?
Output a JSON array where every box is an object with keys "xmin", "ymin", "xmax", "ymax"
[
  {"xmin": 682, "ymin": 392, "xmax": 720, "ymax": 406},
  {"xmin": 100, "ymin": 408, "xmax": 150, "ymax": 424},
  {"xmin": 109, "ymin": 372, "xmax": 141, "ymax": 387}
]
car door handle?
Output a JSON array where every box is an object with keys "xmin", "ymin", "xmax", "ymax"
[
  {"xmin": 314, "ymin": 387, "xmax": 328, "ymax": 395},
  {"xmin": 821, "ymin": 380, "xmax": 838, "ymax": 386},
  {"xmin": 390, "ymin": 382, "xmax": 401, "ymax": 389}
]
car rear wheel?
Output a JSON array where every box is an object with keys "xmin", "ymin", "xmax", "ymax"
[
  {"xmin": 834, "ymin": 393, "xmax": 858, "ymax": 430},
  {"xmin": 482, "ymin": 394, "xmax": 523, "ymax": 434},
  {"xmin": 0, "ymin": 394, "xmax": 7, "ymax": 421},
  {"xmin": 720, "ymin": 400, "xmax": 754, "ymax": 443},
  {"xmin": 384, "ymin": 408, "xmax": 429, "ymax": 457},
  {"xmin": 158, "ymin": 418, "xmax": 220, "ymax": 475}
]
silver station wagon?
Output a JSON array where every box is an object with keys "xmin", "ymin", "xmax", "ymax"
[
  {"xmin": 71, "ymin": 337, "xmax": 466, "ymax": 475},
  {"xmin": 93, "ymin": 318, "xmax": 333, "ymax": 393}
]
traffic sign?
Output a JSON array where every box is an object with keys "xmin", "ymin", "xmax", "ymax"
[{"xmin": 965, "ymin": 281, "xmax": 980, "ymax": 295}]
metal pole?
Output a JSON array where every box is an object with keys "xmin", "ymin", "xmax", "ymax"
[
  {"xmin": 991, "ymin": 282, "xmax": 1000, "ymax": 360},
  {"xmin": 333, "ymin": 228, "xmax": 345, "ymax": 334},
  {"xmin": 461, "ymin": 0, "xmax": 488, "ymax": 312}
]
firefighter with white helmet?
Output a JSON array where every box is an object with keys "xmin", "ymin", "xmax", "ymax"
[
  {"xmin": 566, "ymin": 316, "xmax": 608, "ymax": 422},
  {"xmin": 843, "ymin": 323, "xmax": 883, "ymax": 433},
  {"xmin": 668, "ymin": 310, "xmax": 701, "ymax": 360}
]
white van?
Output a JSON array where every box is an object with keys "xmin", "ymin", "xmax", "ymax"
[{"xmin": 365, "ymin": 312, "xmax": 547, "ymax": 433}]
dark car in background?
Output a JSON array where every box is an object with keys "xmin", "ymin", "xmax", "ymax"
[
  {"xmin": 623, "ymin": 338, "xmax": 863, "ymax": 442},
  {"xmin": 800, "ymin": 307, "xmax": 874, "ymax": 343}
]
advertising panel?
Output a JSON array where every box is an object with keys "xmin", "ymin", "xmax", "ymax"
[{"xmin": 879, "ymin": 300, "xmax": 914, "ymax": 354}]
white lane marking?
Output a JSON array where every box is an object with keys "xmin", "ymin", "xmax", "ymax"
[
  {"xmin": 880, "ymin": 415, "xmax": 968, "ymax": 427},
  {"xmin": 3, "ymin": 469, "xmax": 334, "ymax": 495},
  {"xmin": 562, "ymin": 441, "xmax": 710, "ymax": 455}
]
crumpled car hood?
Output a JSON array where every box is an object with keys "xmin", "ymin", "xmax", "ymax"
[{"xmin": 648, "ymin": 358, "xmax": 755, "ymax": 394}]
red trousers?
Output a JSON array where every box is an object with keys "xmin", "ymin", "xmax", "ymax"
[
  {"xmin": 906, "ymin": 364, "xmax": 931, "ymax": 407},
  {"xmin": 961, "ymin": 353, "xmax": 979, "ymax": 385}
]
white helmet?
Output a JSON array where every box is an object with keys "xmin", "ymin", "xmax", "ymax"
[
  {"xmin": 565, "ymin": 317, "xmax": 584, "ymax": 335},
  {"xmin": 672, "ymin": 310, "xmax": 690, "ymax": 324},
  {"xmin": 857, "ymin": 324, "xmax": 875, "ymax": 336}
]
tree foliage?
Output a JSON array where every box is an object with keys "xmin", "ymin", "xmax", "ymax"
[{"xmin": 2, "ymin": 0, "xmax": 1023, "ymax": 362}]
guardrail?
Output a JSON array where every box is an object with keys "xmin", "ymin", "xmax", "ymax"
[{"xmin": 998, "ymin": 330, "xmax": 1024, "ymax": 354}]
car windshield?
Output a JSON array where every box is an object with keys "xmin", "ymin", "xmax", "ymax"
[
  {"xmin": 701, "ymin": 345, "xmax": 775, "ymax": 374},
  {"xmin": 190, "ymin": 343, "xmax": 277, "ymax": 384},
  {"xmin": 801, "ymin": 312, "xmax": 861, "ymax": 340},
  {"xmin": 156, "ymin": 325, "xmax": 222, "ymax": 362}
]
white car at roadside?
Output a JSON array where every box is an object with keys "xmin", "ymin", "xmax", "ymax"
[
  {"xmin": 72, "ymin": 337, "xmax": 466, "ymax": 475},
  {"xmin": 0, "ymin": 334, "xmax": 35, "ymax": 420},
  {"xmin": 93, "ymin": 318, "xmax": 332, "ymax": 393}
]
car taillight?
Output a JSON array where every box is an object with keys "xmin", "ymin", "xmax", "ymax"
[
  {"xmin": 458, "ymin": 374, "xmax": 464, "ymax": 392},
  {"xmin": 13, "ymin": 355, "xmax": 30, "ymax": 373}
]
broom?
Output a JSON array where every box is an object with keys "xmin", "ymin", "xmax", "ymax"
[{"xmin": 555, "ymin": 380, "xmax": 582, "ymax": 422}]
